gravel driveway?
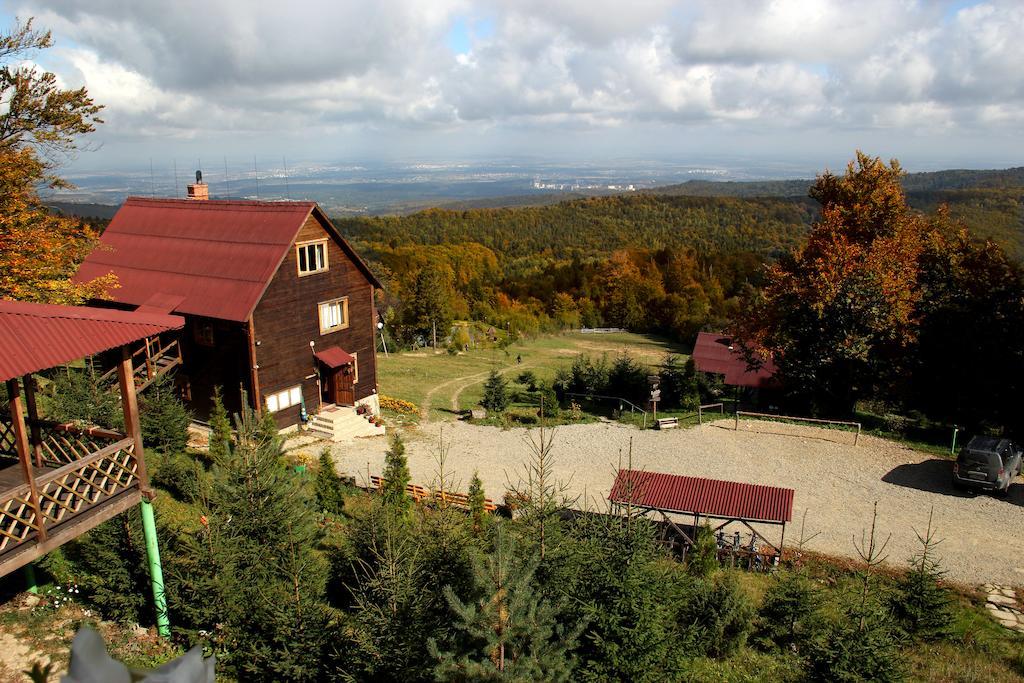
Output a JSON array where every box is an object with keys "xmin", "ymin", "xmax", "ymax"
[{"xmin": 332, "ymin": 419, "xmax": 1024, "ymax": 586}]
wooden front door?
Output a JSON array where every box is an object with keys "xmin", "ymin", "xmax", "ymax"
[{"xmin": 325, "ymin": 366, "xmax": 358, "ymax": 409}]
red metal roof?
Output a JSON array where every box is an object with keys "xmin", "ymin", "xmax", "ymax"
[
  {"xmin": 75, "ymin": 197, "xmax": 381, "ymax": 322},
  {"xmin": 0, "ymin": 300, "xmax": 183, "ymax": 381},
  {"xmin": 314, "ymin": 346, "xmax": 354, "ymax": 368},
  {"xmin": 608, "ymin": 469, "xmax": 794, "ymax": 524},
  {"xmin": 692, "ymin": 331, "xmax": 778, "ymax": 389}
]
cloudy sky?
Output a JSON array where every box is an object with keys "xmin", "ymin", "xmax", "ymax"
[{"xmin": 3, "ymin": 0, "xmax": 1022, "ymax": 171}]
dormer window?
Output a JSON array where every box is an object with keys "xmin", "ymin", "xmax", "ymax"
[{"xmin": 297, "ymin": 240, "xmax": 328, "ymax": 276}]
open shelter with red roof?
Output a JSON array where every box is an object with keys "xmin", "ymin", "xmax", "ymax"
[{"xmin": 609, "ymin": 468, "xmax": 794, "ymax": 563}]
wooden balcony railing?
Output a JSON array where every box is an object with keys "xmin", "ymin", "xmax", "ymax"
[
  {"xmin": 98, "ymin": 336, "xmax": 182, "ymax": 393},
  {"xmin": 0, "ymin": 418, "xmax": 139, "ymax": 559}
]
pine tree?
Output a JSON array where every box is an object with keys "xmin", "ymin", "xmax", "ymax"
[
  {"xmin": 755, "ymin": 569, "xmax": 823, "ymax": 652},
  {"xmin": 382, "ymin": 434, "xmax": 412, "ymax": 514},
  {"xmin": 429, "ymin": 527, "xmax": 578, "ymax": 682},
  {"xmin": 138, "ymin": 374, "xmax": 191, "ymax": 453},
  {"xmin": 468, "ymin": 471, "xmax": 491, "ymax": 537},
  {"xmin": 687, "ymin": 524, "xmax": 719, "ymax": 578},
  {"xmin": 336, "ymin": 503, "xmax": 429, "ymax": 681},
  {"xmin": 890, "ymin": 509, "xmax": 952, "ymax": 641},
  {"xmin": 207, "ymin": 387, "xmax": 232, "ymax": 463},
  {"xmin": 173, "ymin": 404, "xmax": 331, "ymax": 681},
  {"xmin": 481, "ymin": 370, "xmax": 511, "ymax": 414},
  {"xmin": 315, "ymin": 448, "xmax": 347, "ymax": 518},
  {"xmin": 567, "ymin": 509, "xmax": 680, "ymax": 681}
]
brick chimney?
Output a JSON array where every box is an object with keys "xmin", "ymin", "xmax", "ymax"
[{"xmin": 186, "ymin": 170, "xmax": 209, "ymax": 200}]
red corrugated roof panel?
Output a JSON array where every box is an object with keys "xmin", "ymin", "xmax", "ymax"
[
  {"xmin": 692, "ymin": 331, "xmax": 778, "ymax": 389},
  {"xmin": 608, "ymin": 469, "xmax": 794, "ymax": 524},
  {"xmin": 314, "ymin": 346, "xmax": 354, "ymax": 368},
  {"xmin": 75, "ymin": 198, "xmax": 316, "ymax": 322},
  {"xmin": 0, "ymin": 300, "xmax": 184, "ymax": 381}
]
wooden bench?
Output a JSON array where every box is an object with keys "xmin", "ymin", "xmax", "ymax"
[
  {"xmin": 656, "ymin": 417, "xmax": 679, "ymax": 430},
  {"xmin": 368, "ymin": 476, "xmax": 496, "ymax": 512}
]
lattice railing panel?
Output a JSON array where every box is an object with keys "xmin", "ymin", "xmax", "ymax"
[
  {"xmin": 0, "ymin": 420, "xmax": 16, "ymax": 457},
  {"xmin": 37, "ymin": 444, "xmax": 137, "ymax": 526},
  {"xmin": 0, "ymin": 489, "xmax": 38, "ymax": 553}
]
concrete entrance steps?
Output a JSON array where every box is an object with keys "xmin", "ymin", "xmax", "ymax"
[{"xmin": 308, "ymin": 404, "xmax": 385, "ymax": 442}]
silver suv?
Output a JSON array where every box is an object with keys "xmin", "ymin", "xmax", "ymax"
[{"xmin": 952, "ymin": 436, "xmax": 1022, "ymax": 495}]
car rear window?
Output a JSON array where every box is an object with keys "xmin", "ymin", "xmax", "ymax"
[{"xmin": 960, "ymin": 451, "xmax": 995, "ymax": 468}]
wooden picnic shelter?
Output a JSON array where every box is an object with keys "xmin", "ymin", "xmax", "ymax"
[{"xmin": 608, "ymin": 469, "xmax": 794, "ymax": 561}]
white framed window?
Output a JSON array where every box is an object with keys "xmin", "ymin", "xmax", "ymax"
[
  {"xmin": 296, "ymin": 240, "xmax": 328, "ymax": 276},
  {"xmin": 265, "ymin": 385, "xmax": 303, "ymax": 413},
  {"xmin": 351, "ymin": 352, "xmax": 359, "ymax": 384},
  {"xmin": 318, "ymin": 297, "xmax": 349, "ymax": 334}
]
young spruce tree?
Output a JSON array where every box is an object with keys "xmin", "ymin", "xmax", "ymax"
[
  {"xmin": 174, "ymin": 405, "xmax": 331, "ymax": 682},
  {"xmin": 429, "ymin": 527, "xmax": 579, "ymax": 682},
  {"xmin": 315, "ymin": 447, "xmax": 347, "ymax": 518},
  {"xmin": 481, "ymin": 369, "xmax": 511, "ymax": 413},
  {"xmin": 207, "ymin": 387, "xmax": 232, "ymax": 463},
  {"xmin": 381, "ymin": 434, "xmax": 412, "ymax": 514}
]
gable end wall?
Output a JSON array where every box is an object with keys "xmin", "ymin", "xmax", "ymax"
[{"xmin": 252, "ymin": 213, "xmax": 378, "ymax": 427}]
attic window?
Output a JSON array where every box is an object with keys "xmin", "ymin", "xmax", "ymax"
[{"xmin": 297, "ymin": 240, "xmax": 328, "ymax": 276}]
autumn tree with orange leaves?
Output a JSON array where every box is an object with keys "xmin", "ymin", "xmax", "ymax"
[
  {"xmin": 0, "ymin": 18, "xmax": 115, "ymax": 304},
  {"xmin": 736, "ymin": 152, "xmax": 946, "ymax": 414}
]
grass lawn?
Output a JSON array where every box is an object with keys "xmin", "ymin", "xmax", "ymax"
[{"xmin": 377, "ymin": 330, "xmax": 687, "ymax": 423}]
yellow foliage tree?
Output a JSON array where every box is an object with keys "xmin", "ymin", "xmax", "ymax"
[{"xmin": 0, "ymin": 19, "xmax": 115, "ymax": 304}]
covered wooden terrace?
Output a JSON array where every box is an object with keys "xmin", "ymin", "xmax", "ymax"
[
  {"xmin": 0, "ymin": 300, "xmax": 183, "ymax": 577},
  {"xmin": 608, "ymin": 469, "xmax": 794, "ymax": 566}
]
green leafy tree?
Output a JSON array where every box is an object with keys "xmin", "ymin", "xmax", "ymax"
[
  {"xmin": 808, "ymin": 597, "xmax": 904, "ymax": 683},
  {"xmin": 481, "ymin": 370, "xmax": 511, "ymax": 413},
  {"xmin": 336, "ymin": 503, "xmax": 430, "ymax": 682},
  {"xmin": 42, "ymin": 510, "xmax": 150, "ymax": 625},
  {"xmin": 315, "ymin": 448, "xmax": 347, "ymax": 518},
  {"xmin": 382, "ymin": 434, "xmax": 412, "ymax": 514},
  {"xmin": 536, "ymin": 382, "xmax": 559, "ymax": 419},
  {"xmin": 430, "ymin": 528, "xmax": 579, "ymax": 682}
]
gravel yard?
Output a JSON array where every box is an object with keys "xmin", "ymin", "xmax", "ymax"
[{"xmin": 331, "ymin": 419, "xmax": 1024, "ymax": 586}]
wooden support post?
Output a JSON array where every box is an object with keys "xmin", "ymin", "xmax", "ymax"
[
  {"xmin": 117, "ymin": 347, "xmax": 151, "ymax": 496},
  {"xmin": 7, "ymin": 379, "xmax": 46, "ymax": 541},
  {"xmin": 144, "ymin": 337, "xmax": 154, "ymax": 382},
  {"xmin": 22, "ymin": 375, "xmax": 43, "ymax": 468},
  {"xmin": 246, "ymin": 318, "xmax": 262, "ymax": 414}
]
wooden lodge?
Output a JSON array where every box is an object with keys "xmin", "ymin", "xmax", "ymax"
[
  {"xmin": 75, "ymin": 181, "xmax": 384, "ymax": 432},
  {"xmin": 0, "ymin": 300, "xmax": 182, "ymax": 578}
]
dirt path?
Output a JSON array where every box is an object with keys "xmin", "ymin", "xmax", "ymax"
[
  {"xmin": 333, "ymin": 419, "xmax": 1024, "ymax": 586},
  {"xmin": 418, "ymin": 362, "xmax": 535, "ymax": 421}
]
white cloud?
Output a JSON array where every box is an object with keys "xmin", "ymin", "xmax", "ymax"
[{"xmin": 8, "ymin": 0, "xmax": 1024, "ymax": 162}]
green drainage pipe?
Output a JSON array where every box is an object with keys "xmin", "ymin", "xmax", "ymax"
[
  {"xmin": 23, "ymin": 563, "xmax": 38, "ymax": 594},
  {"xmin": 140, "ymin": 499, "xmax": 171, "ymax": 638}
]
